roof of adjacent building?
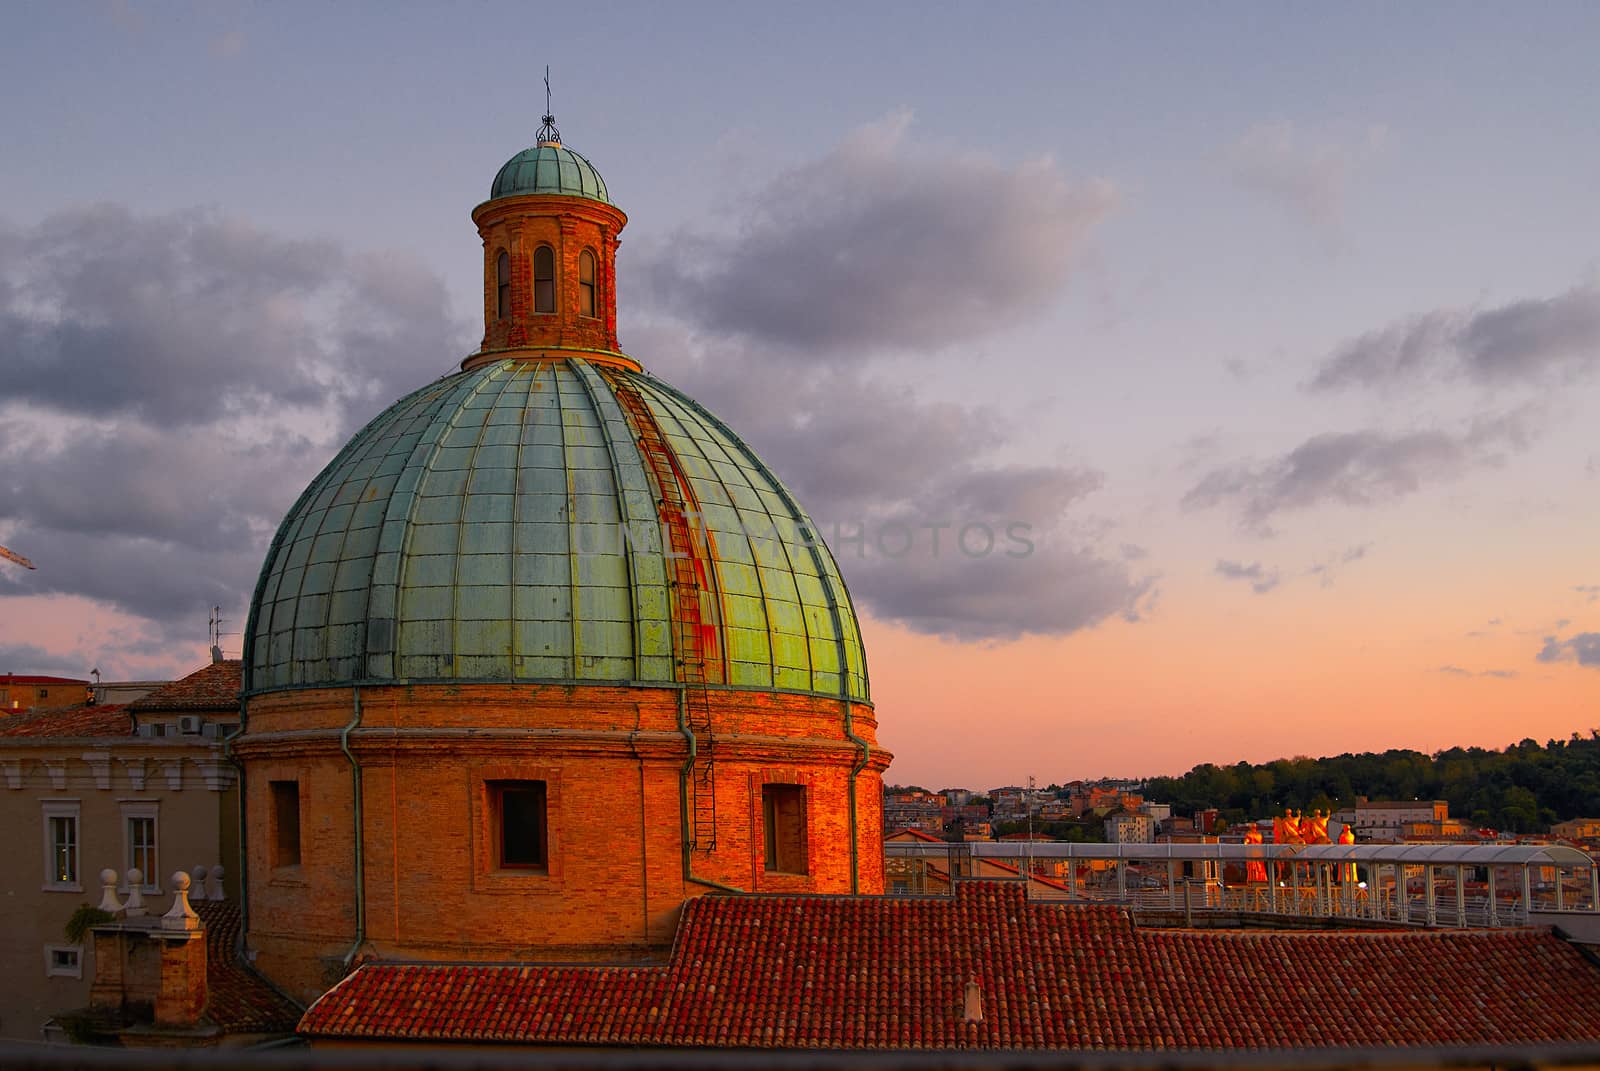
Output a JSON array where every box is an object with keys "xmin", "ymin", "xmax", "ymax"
[
  {"xmin": 0, "ymin": 703, "xmax": 129, "ymax": 737},
  {"xmin": 490, "ymin": 143, "xmax": 611, "ymax": 205},
  {"xmin": 127, "ymin": 659, "xmax": 241, "ymax": 713},
  {"xmin": 300, "ymin": 882, "xmax": 1600, "ymax": 1050},
  {"xmin": 1, "ymin": 674, "xmax": 87, "ymax": 685},
  {"xmin": 194, "ymin": 899, "xmax": 302, "ymax": 1035},
  {"xmin": 246, "ymin": 358, "xmax": 869, "ymax": 703}
]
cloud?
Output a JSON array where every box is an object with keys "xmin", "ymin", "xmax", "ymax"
[
  {"xmin": 639, "ymin": 110, "xmax": 1118, "ymax": 353},
  {"xmin": 1441, "ymin": 664, "xmax": 1517, "ymax": 679},
  {"xmin": 1214, "ymin": 559, "xmax": 1280, "ymax": 594},
  {"xmin": 623, "ymin": 117, "xmax": 1151, "ymax": 641},
  {"xmin": 1537, "ymin": 633, "xmax": 1600, "ymax": 668},
  {"xmin": 1304, "ymin": 543, "xmax": 1371, "ymax": 587},
  {"xmin": 0, "ymin": 642, "xmax": 90, "ymax": 679},
  {"xmin": 644, "ymin": 329, "xmax": 1154, "ymax": 641},
  {"xmin": 1575, "ymin": 585, "xmax": 1600, "ymax": 604},
  {"xmin": 0, "ymin": 206, "xmax": 469, "ymax": 656},
  {"xmin": 1227, "ymin": 120, "xmax": 1385, "ymax": 226},
  {"xmin": 1182, "ymin": 411, "xmax": 1539, "ymax": 534},
  {"xmin": 0, "ymin": 206, "xmax": 462, "ymax": 431},
  {"xmin": 1312, "ymin": 285, "xmax": 1600, "ymax": 390}
]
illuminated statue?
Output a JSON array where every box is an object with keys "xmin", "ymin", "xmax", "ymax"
[
  {"xmin": 1243, "ymin": 825, "xmax": 1268, "ymax": 883},
  {"xmin": 1306, "ymin": 809, "xmax": 1330, "ymax": 845},
  {"xmin": 1275, "ymin": 809, "xmax": 1306, "ymax": 846},
  {"xmin": 1272, "ymin": 809, "xmax": 1305, "ymax": 887},
  {"xmin": 1338, "ymin": 822, "xmax": 1357, "ymax": 883}
]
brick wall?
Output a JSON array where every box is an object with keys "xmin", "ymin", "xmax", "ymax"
[
  {"xmin": 473, "ymin": 194, "xmax": 627, "ymax": 358},
  {"xmin": 237, "ymin": 683, "xmax": 889, "ymax": 1005}
]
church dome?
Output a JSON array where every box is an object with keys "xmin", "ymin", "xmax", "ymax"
[
  {"xmin": 244, "ymin": 356, "xmax": 868, "ymax": 702},
  {"xmin": 489, "ymin": 143, "xmax": 611, "ymax": 204}
]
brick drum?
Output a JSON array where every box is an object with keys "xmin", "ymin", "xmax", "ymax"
[{"xmin": 235, "ymin": 683, "xmax": 888, "ymax": 1003}]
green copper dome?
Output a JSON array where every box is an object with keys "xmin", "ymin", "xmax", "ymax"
[
  {"xmin": 244, "ymin": 358, "xmax": 868, "ymax": 702},
  {"xmin": 490, "ymin": 143, "xmax": 611, "ymax": 204}
]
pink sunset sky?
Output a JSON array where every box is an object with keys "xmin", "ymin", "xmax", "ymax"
[{"xmin": 2, "ymin": 5, "xmax": 1598, "ymax": 788}]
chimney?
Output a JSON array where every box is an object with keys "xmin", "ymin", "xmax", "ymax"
[{"xmin": 963, "ymin": 981, "xmax": 984, "ymax": 1023}]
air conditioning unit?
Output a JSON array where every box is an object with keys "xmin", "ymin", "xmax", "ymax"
[{"xmin": 178, "ymin": 715, "xmax": 203, "ymax": 735}]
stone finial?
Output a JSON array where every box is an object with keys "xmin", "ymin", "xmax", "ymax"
[
  {"xmin": 190, "ymin": 866, "xmax": 210, "ymax": 901},
  {"xmin": 161, "ymin": 871, "xmax": 201, "ymax": 931},
  {"xmin": 206, "ymin": 865, "xmax": 225, "ymax": 902},
  {"xmin": 97, "ymin": 868, "xmax": 125, "ymax": 914},
  {"xmin": 124, "ymin": 869, "xmax": 147, "ymax": 917}
]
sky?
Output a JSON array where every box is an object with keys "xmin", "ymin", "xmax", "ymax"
[{"xmin": 2, "ymin": 2, "xmax": 1598, "ymax": 788}]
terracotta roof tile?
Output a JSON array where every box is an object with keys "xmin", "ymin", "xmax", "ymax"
[
  {"xmin": 886, "ymin": 828, "xmax": 945, "ymax": 842},
  {"xmin": 128, "ymin": 661, "xmax": 241, "ymax": 714},
  {"xmin": 0, "ymin": 704, "xmax": 130, "ymax": 738},
  {"xmin": 298, "ymin": 882, "xmax": 1600, "ymax": 1050},
  {"xmin": 195, "ymin": 900, "xmax": 301, "ymax": 1034}
]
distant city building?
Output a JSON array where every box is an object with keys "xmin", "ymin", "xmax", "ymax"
[
  {"xmin": 1105, "ymin": 813, "xmax": 1154, "ymax": 844},
  {"xmin": 1, "ymin": 674, "xmax": 88, "ymax": 713},
  {"xmin": 1553, "ymin": 818, "xmax": 1600, "ymax": 842},
  {"xmin": 883, "ymin": 788, "xmax": 944, "ymax": 835},
  {"xmin": 1335, "ymin": 798, "xmax": 1450, "ymax": 842}
]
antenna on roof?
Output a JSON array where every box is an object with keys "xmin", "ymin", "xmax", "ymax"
[
  {"xmin": 537, "ymin": 65, "xmax": 561, "ymax": 147},
  {"xmin": 209, "ymin": 606, "xmax": 225, "ymax": 664}
]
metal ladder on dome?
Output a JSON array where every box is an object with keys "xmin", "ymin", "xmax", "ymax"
[{"xmin": 605, "ymin": 373, "xmax": 719, "ymax": 853}]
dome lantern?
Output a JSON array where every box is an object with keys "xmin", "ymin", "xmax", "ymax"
[{"xmin": 471, "ymin": 110, "xmax": 628, "ymax": 370}]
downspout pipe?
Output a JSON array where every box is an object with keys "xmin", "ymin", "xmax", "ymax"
[
  {"xmin": 225, "ymin": 698, "xmax": 249, "ymax": 964},
  {"xmin": 843, "ymin": 699, "xmax": 870, "ymax": 895},
  {"xmin": 340, "ymin": 686, "xmax": 367, "ymax": 967},
  {"xmin": 677, "ymin": 685, "xmax": 741, "ymax": 895}
]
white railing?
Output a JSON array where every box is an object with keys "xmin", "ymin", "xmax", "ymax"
[{"xmin": 885, "ymin": 841, "xmax": 1598, "ymax": 928}]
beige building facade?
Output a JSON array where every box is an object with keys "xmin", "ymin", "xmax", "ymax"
[{"xmin": 0, "ymin": 665, "xmax": 241, "ymax": 1041}]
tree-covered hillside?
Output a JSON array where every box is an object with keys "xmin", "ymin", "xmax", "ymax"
[{"xmin": 1145, "ymin": 732, "xmax": 1600, "ymax": 832}]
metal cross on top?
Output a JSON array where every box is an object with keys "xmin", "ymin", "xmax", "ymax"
[{"xmin": 537, "ymin": 65, "xmax": 561, "ymax": 146}]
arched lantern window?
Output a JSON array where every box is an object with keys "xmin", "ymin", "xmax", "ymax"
[
  {"xmin": 579, "ymin": 250, "xmax": 597, "ymax": 318},
  {"xmin": 533, "ymin": 245, "xmax": 556, "ymax": 313},
  {"xmin": 495, "ymin": 251, "xmax": 511, "ymax": 319}
]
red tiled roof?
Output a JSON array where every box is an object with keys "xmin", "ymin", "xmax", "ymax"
[
  {"xmin": 886, "ymin": 828, "xmax": 945, "ymax": 842},
  {"xmin": 195, "ymin": 900, "xmax": 301, "ymax": 1034},
  {"xmin": 298, "ymin": 882, "xmax": 1600, "ymax": 1050},
  {"xmin": 0, "ymin": 704, "xmax": 130, "ymax": 737},
  {"xmin": 128, "ymin": 660, "xmax": 241, "ymax": 713}
]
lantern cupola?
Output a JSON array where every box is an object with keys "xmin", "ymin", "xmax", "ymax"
[{"xmin": 468, "ymin": 113, "xmax": 630, "ymax": 370}]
